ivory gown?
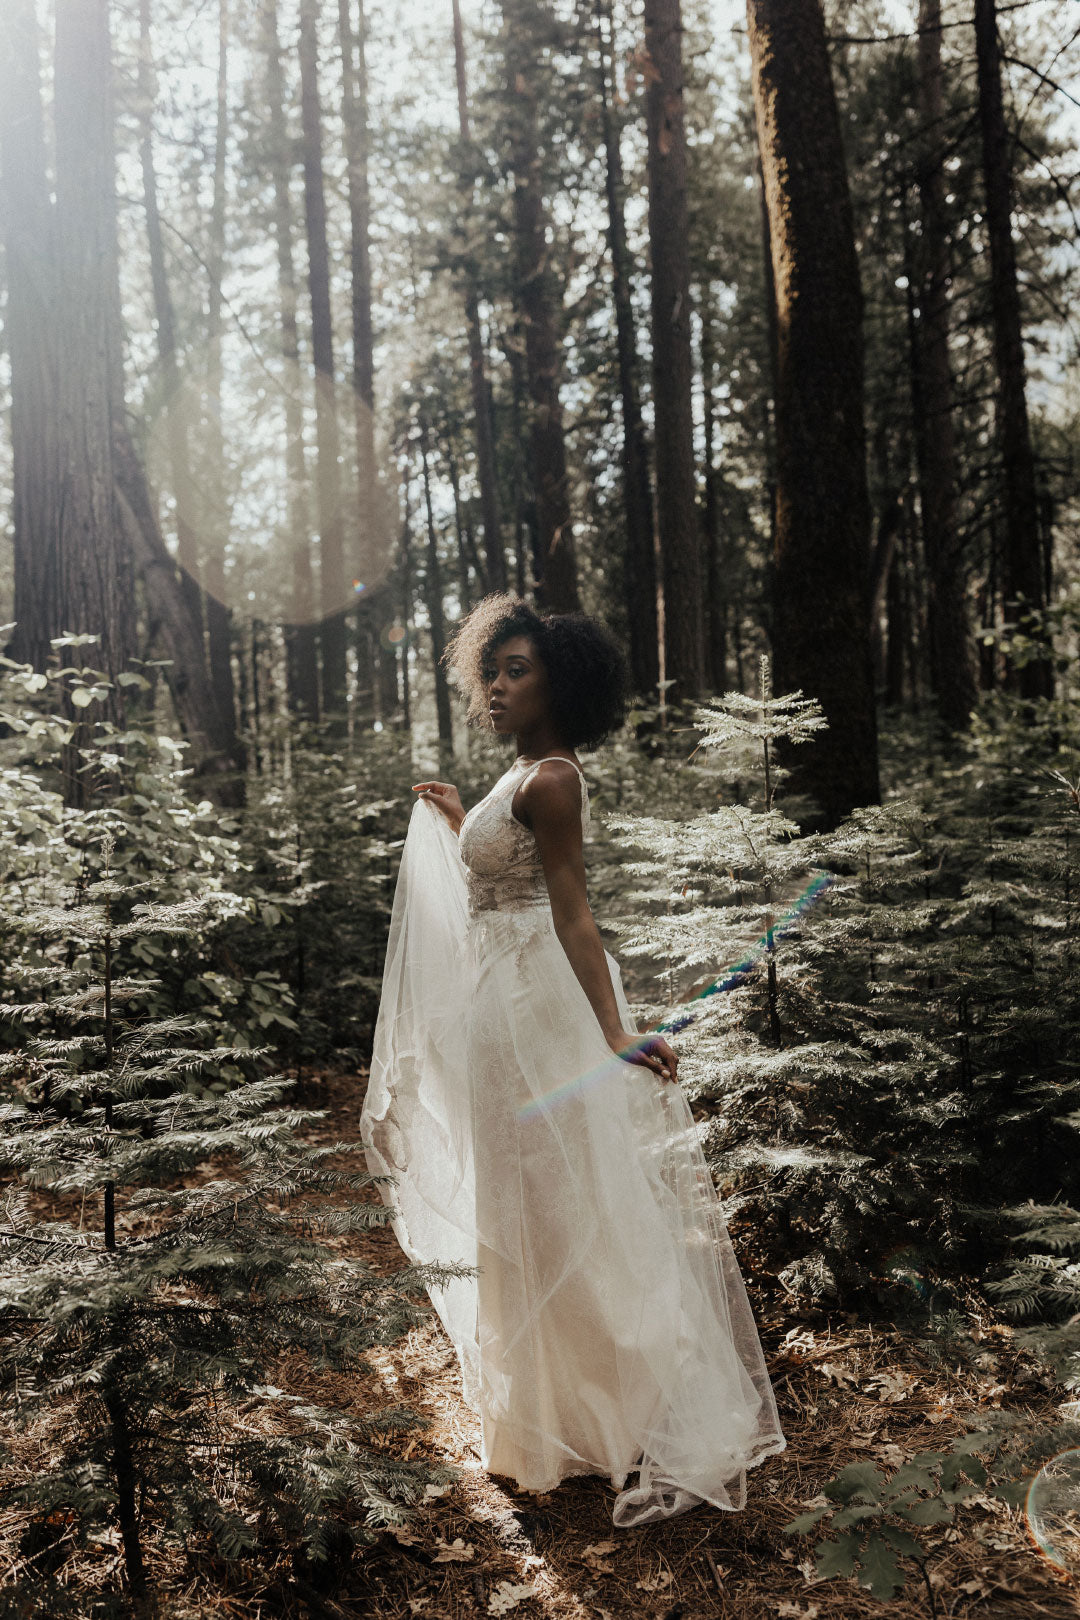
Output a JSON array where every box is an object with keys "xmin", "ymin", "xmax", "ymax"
[{"xmin": 360, "ymin": 755, "xmax": 786, "ymax": 1526}]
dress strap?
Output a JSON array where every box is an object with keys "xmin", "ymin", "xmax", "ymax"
[{"xmin": 520, "ymin": 755, "xmax": 587, "ymax": 783}]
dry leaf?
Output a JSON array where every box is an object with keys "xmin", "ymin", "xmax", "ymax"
[
  {"xmin": 816, "ymin": 1360, "xmax": 858, "ymax": 1387},
  {"xmin": 423, "ymin": 1482, "xmax": 452, "ymax": 1500},
  {"xmin": 777, "ymin": 1604, "xmax": 820, "ymax": 1619},
  {"xmin": 434, "ymin": 1537, "xmax": 475, "ymax": 1563},
  {"xmin": 635, "ymin": 1571, "xmax": 673, "ymax": 1592},
  {"xmin": 487, "ymin": 1581, "xmax": 535, "ymax": 1615},
  {"xmin": 580, "ymin": 1541, "xmax": 616, "ymax": 1575},
  {"xmin": 865, "ymin": 1369, "xmax": 916, "ymax": 1403}
]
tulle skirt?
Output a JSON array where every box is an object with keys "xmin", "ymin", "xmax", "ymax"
[{"xmin": 361, "ymin": 800, "xmax": 786, "ymax": 1527}]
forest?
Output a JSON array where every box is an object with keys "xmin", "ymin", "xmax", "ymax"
[{"xmin": 1, "ymin": 0, "xmax": 1079, "ymax": 1613}]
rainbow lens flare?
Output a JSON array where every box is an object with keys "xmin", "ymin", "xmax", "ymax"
[
  {"xmin": 1027, "ymin": 1447, "xmax": 1080, "ymax": 1577},
  {"xmin": 517, "ymin": 872, "xmax": 834, "ymax": 1121}
]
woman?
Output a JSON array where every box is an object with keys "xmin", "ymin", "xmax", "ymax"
[{"xmin": 361, "ymin": 594, "xmax": 786, "ymax": 1527}]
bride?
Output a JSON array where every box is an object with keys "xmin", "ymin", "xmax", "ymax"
[{"xmin": 360, "ymin": 593, "xmax": 786, "ymax": 1527}]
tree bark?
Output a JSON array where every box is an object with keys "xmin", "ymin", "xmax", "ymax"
[
  {"xmin": 502, "ymin": 2, "xmax": 580, "ymax": 614},
  {"xmin": 746, "ymin": 0, "xmax": 880, "ymax": 826},
  {"xmin": 0, "ymin": 0, "xmax": 61, "ymax": 674},
  {"xmin": 418, "ymin": 423, "xmax": 454, "ymax": 761},
  {"xmin": 113, "ymin": 426, "xmax": 247, "ymax": 798},
  {"xmin": 137, "ymin": 0, "xmax": 206, "ymax": 656},
  {"xmin": 203, "ymin": 0, "xmax": 241, "ymax": 744},
  {"xmin": 339, "ymin": 0, "xmax": 383, "ymax": 727},
  {"xmin": 908, "ymin": 0, "xmax": 977, "ymax": 730},
  {"xmin": 700, "ymin": 286, "xmax": 726, "ymax": 692},
  {"xmin": 596, "ymin": 0, "xmax": 658, "ymax": 695},
  {"xmin": 299, "ymin": 0, "xmax": 348, "ymax": 716},
  {"xmin": 973, "ymin": 0, "xmax": 1052, "ymax": 699},
  {"xmin": 53, "ymin": 0, "xmax": 132, "ymax": 740},
  {"xmin": 645, "ymin": 0, "xmax": 703, "ymax": 703},
  {"xmin": 261, "ymin": 0, "xmax": 320, "ymax": 721},
  {"xmin": 452, "ymin": 0, "xmax": 505, "ymax": 593}
]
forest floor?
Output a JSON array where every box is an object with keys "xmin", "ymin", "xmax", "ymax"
[{"xmin": 4, "ymin": 1069, "xmax": 1078, "ymax": 1620}]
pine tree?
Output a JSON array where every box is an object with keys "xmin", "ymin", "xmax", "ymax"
[{"xmin": 0, "ymin": 663, "xmax": 463, "ymax": 1609}]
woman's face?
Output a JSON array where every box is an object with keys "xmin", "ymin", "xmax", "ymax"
[{"xmin": 483, "ymin": 635, "xmax": 552, "ymax": 737}]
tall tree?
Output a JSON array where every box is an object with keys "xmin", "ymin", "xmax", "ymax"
[
  {"xmin": 501, "ymin": 1, "xmax": 581, "ymax": 614},
  {"xmin": 0, "ymin": 0, "xmax": 60, "ymax": 674},
  {"xmin": 261, "ymin": 0, "xmax": 319, "ymax": 721},
  {"xmin": 298, "ymin": 0, "xmax": 348, "ymax": 716},
  {"xmin": 451, "ymin": 0, "xmax": 505, "ymax": 593},
  {"xmin": 418, "ymin": 420, "xmax": 454, "ymax": 762},
  {"xmin": 339, "ymin": 0, "xmax": 383, "ymax": 730},
  {"xmin": 910, "ymin": 3, "xmax": 977, "ymax": 729},
  {"xmin": 596, "ymin": 0, "xmax": 659, "ymax": 697},
  {"xmin": 699, "ymin": 288, "xmax": 726, "ymax": 692},
  {"xmin": 746, "ymin": 0, "xmax": 879, "ymax": 825},
  {"xmin": 53, "ymin": 0, "xmax": 132, "ymax": 729},
  {"xmin": 136, "ymin": 0, "xmax": 205, "ymax": 652},
  {"xmin": 203, "ymin": 0, "xmax": 240, "ymax": 741},
  {"xmin": 973, "ymin": 0, "xmax": 1053, "ymax": 700},
  {"xmin": 644, "ymin": 0, "xmax": 703, "ymax": 702}
]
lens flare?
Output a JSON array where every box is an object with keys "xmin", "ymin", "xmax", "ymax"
[
  {"xmin": 1026, "ymin": 1448, "xmax": 1080, "ymax": 1577},
  {"xmin": 352, "ymin": 579, "xmax": 367, "ymax": 595},
  {"xmin": 381, "ymin": 622, "xmax": 408, "ymax": 650},
  {"xmin": 517, "ymin": 872, "xmax": 834, "ymax": 1121}
]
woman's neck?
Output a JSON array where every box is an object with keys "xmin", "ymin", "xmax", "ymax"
[{"xmin": 514, "ymin": 725, "xmax": 572, "ymax": 762}]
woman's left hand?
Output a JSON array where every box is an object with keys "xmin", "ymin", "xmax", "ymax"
[{"xmin": 605, "ymin": 1027, "xmax": 679, "ymax": 1083}]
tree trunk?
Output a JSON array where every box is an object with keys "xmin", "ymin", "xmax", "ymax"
[
  {"xmin": 104, "ymin": 1387, "xmax": 147, "ymax": 1602},
  {"xmin": 53, "ymin": 0, "xmax": 132, "ymax": 747},
  {"xmin": 452, "ymin": 0, "xmax": 505, "ymax": 593},
  {"xmin": 339, "ymin": 0, "xmax": 382, "ymax": 724},
  {"xmin": 203, "ymin": 0, "xmax": 240, "ymax": 745},
  {"xmin": 700, "ymin": 286, "xmax": 726, "ymax": 693},
  {"xmin": 299, "ymin": 0, "xmax": 348, "ymax": 716},
  {"xmin": 418, "ymin": 424, "xmax": 454, "ymax": 761},
  {"xmin": 400, "ymin": 472, "xmax": 413, "ymax": 731},
  {"xmin": 502, "ymin": 3, "xmax": 580, "ymax": 614},
  {"xmin": 645, "ymin": 0, "xmax": 703, "ymax": 703},
  {"xmin": 908, "ymin": 0, "xmax": 977, "ymax": 730},
  {"xmin": 339, "ymin": 0, "xmax": 376, "ymax": 571},
  {"xmin": 596, "ymin": 0, "xmax": 658, "ymax": 695},
  {"xmin": 261, "ymin": 0, "xmax": 319, "ymax": 722},
  {"xmin": 446, "ymin": 437, "xmax": 476, "ymax": 612},
  {"xmin": 746, "ymin": 0, "xmax": 880, "ymax": 827},
  {"xmin": 137, "ymin": 0, "xmax": 206, "ymax": 658},
  {"xmin": 973, "ymin": 0, "xmax": 1052, "ymax": 700},
  {"xmin": 0, "ymin": 0, "xmax": 61, "ymax": 674},
  {"xmin": 113, "ymin": 426, "xmax": 246, "ymax": 799}
]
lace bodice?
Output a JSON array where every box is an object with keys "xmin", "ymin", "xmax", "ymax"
[{"xmin": 458, "ymin": 756, "xmax": 591, "ymax": 917}]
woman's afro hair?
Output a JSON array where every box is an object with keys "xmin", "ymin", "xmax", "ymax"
[{"xmin": 442, "ymin": 593, "xmax": 629, "ymax": 752}]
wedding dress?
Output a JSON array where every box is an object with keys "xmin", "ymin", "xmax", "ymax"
[{"xmin": 360, "ymin": 755, "xmax": 786, "ymax": 1526}]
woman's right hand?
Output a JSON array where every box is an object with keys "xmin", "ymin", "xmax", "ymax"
[{"xmin": 412, "ymin": 781, "xmax": 466, "ymax": 834}]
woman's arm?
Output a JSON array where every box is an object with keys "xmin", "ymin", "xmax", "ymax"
[{"xmin": 519, "ymin": 767, "xmax": 678, "ymax": 1083}]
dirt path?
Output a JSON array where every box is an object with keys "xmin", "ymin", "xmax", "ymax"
[{"xmin": 259, "ymin": 1071, "xmax": 1077, "ymax": 1620}]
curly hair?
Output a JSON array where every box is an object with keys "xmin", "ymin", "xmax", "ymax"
[{"xmin": 442, "ymin": 592, "xmax": 629, "ymax": 752}]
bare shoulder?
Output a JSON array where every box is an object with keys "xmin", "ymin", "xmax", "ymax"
[{"xmin": 513, "ymin": 758, "xmax": 583, "ymax": 832}]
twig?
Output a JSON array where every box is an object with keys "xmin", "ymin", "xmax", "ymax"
[{"xmin": 703, "ymin": 1546, "xmax": 725, "ymax": 1596}]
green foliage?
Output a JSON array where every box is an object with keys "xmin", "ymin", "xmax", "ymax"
[
  {"xmin": 607, "ymin": 660, "xmax": 1080, "ymax": 1310},
  {"xmin": 229, "ymin": 722, "xmax": 416, "ymax": 1069},
  {"xmin": 782, "ymin": 1432, "xmax": 997, "ymax": 1607},
  {"xmin": 0, "ymin": 824, "xmax": 463, "ymax": 1609}
]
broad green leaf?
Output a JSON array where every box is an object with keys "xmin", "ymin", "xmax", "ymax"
[
  {"xmin": 895, "ymin": 1496, "xmax": 952, "ymax": 1526},
  {"xmin": 856, "ymin": 1534, "xmax": 909, "ymax": 1599},
  {"xmin": 824, "ymin": 1463, "xmax": 886, "ymax": 1504},
  {"xmin": 814, "ymin": 1532, "xmax": 860, "ymax": 1579}
]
